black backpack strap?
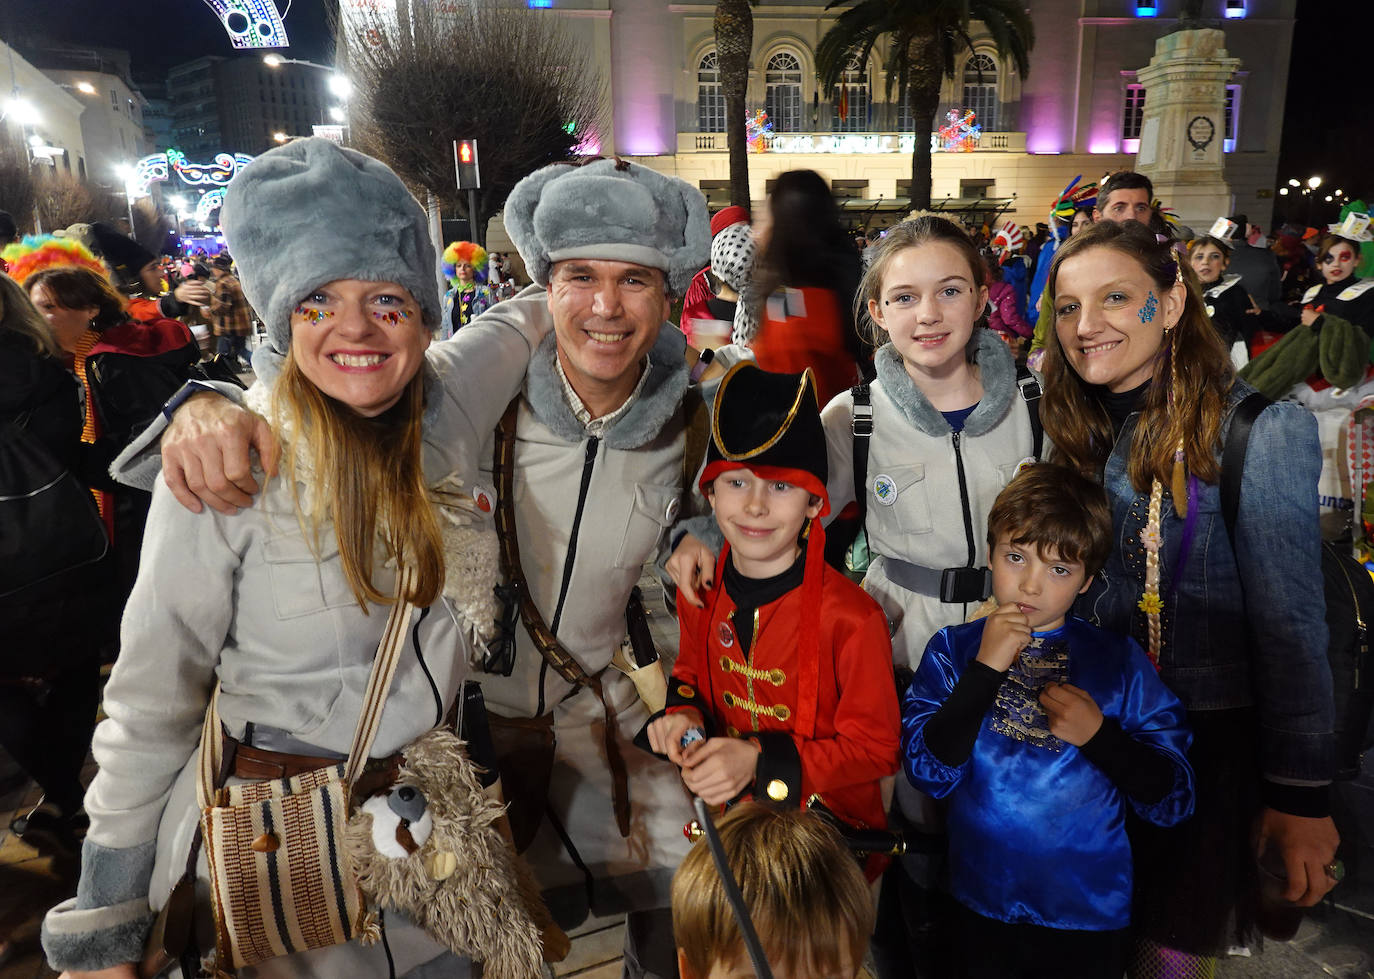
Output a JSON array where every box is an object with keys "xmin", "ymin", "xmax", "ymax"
[
  {"xmin": 1015, "ymin": 364, "xmax": 1044, "ymax": 460},
  {"xmin": 851, "ymin": 383, "xmax": 873, "ymax": 528},
  {"xmin": 1219, "ymin": 392, "xmax": 1271, "ymax": 545}
]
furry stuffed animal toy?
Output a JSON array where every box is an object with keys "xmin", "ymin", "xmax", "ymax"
[{"xmin": 344, "ymin": 729, "xmax": 567, "ymax": 977}]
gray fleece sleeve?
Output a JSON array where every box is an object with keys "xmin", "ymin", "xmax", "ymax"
[{"xmin": 43, "ymin": 839, "xmax": 158, "ymax": 972}]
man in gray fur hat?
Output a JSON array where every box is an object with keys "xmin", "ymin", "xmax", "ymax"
[{"xmin": 128, "ymin": 154, "xmax": 714, "ymax": 978}]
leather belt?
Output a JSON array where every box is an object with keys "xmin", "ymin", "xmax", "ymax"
[
  {"xmin": 221, "ymin": 730, "xmax": 400, "ymax": 801},
  {"xmin": 883, "ymin": 557, "xmax": 991, "ymax": 604}
]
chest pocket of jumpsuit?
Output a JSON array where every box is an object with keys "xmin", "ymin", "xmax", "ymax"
[
  {"xmin": 615, "ymin": 482, "xmax": 680, "ymax": 569},
  {"xmin": 873, "ymin": 463, "xmax": 933, "ymax": 535},
  {"xmin": 263, "ymin": 533, "xmax": 357, "ymax": 619}
]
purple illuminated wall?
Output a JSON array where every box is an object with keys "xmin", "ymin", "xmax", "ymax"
[{"xmin": 611, "ymin": 0, "xmax": 673, "ymax": 155}]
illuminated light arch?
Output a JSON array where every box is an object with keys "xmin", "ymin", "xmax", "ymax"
[
  {"xmin": 129, "ymin": 150, "xmax": 255, "ymax": 197},
  {"xmin": 195, "ymin": 189, "xmax": 228, "ymax": 226},
  {"xmin": 199, "ymin": 0, "xmax": 289, "ymax": 49}
]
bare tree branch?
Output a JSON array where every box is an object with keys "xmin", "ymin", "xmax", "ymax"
[{"xmin": 344, "ymin": 6, "xmax": 605, "ymax": 239}]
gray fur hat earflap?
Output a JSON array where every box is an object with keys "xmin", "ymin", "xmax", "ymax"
[
  {"xmin": 504, "ymin": 159, "xmax": 709, "ymax": 297},
  {"xmin": 220, "ymin": 138, "xmax": 440, "ymax": 354}
]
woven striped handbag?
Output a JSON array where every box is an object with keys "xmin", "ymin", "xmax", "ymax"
[{"xmin": 197, "ymin": 568, "xmax": 417, "ymax": 973}]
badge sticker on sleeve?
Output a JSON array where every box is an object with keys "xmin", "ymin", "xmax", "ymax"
[
  {"xmin": 873, "ymin": 473, "xmax": 898, "ymax": 505},
  {"xmin": 665, "ymin": 498, "xmax": 681, "ymax": 524},
  {"xmin": 717, "ymin": 621, "xmax": 735, "ymax": 647},
  {"xmin": 471, "ymin": 485, "xmax": 495, "ymax": 514},
  {"xmin": 1014, "ymin": 457, "xmax": 1037, "ymax": 478}
]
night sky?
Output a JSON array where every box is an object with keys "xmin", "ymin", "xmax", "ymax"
[{"xmin": 2, "ymin": 0, "xmax": 1367, "ymax": 222}]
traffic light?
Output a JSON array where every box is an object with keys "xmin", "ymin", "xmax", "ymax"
[{"xmin": 454, "ymin": 139, "xmax": 481, "ymax": 190}]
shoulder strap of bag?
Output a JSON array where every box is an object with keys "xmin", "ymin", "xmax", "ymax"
[
  {"xmin": 492, "ymin": 397, "xmax": 633, "ymax": 836},
  {"xmin": 851, "ymin": 383, "xmax": 872, "ymax": 527},
  {"xmin": 1219, "ymin": 392, "xmax": 1271, "ymax": 544},
  {"xmin": 1016, "ymin": 364, "xmax": 1044, "ymax": 460},
  {"xmin": 493, "ymin": 398, "xmax": 593, "ymax": 689},
  {"xmin": 197, "ymin": 565, "xmax": 418, "ymax": 806}
]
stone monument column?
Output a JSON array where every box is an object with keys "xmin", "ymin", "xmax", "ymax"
[{"xmin": 1133, "ymin": 28, "xmax": 1240, "ymax": 230}]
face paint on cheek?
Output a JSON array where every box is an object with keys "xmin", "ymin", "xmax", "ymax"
[
  {"xmin": 294, "ymin": 305, "xmax": 334, "ymax": 324},
  {"xmin": 1139, "ymin": 291, "xmax": 1159, "ymax": 324},
  {"xmin": 372, "ymin": 309, "xmax": 413, "ymax": 326},
  {"xmin": 1339, "ymin": 250, "xmax": 1354, "ymax": 264}
]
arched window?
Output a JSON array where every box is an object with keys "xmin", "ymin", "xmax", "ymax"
[
  {"xmin": 764, "ymin": 51, "xmax": 804, "ymax": 133},
  {"xmin": 832, "ymin": 56, "xmax": 869, "ymax": 133},
  {"xmin": 697, "ymin": 51, "xmax": 725, "ymax": 133},
  {"xmin": 962, "ymin": 53, "xmax": 998, "ymax": 131}
]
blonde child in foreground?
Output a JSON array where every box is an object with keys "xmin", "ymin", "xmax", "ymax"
[{"xmin": 671, "ymin": 802, "xmax": 874, "ymax": 979}]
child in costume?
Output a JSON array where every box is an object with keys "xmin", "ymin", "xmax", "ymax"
[
  {"xmin": 666, "ymin": 216, "xmax": 1043, "ymax": 977},
  {"xmin": 902, "ymin": 464, "xmax": 1195, "ymax": 978},
  {"xmin": 439, "ymin": 240, "xmax": 495, "ymax": 338},
  {"xmin": 671, "ymin": 802, "xmax": 875, "ymax": 979},
  {"xmin": 647, "ymin": 362, "xmax": 899, "ymax": 842}
]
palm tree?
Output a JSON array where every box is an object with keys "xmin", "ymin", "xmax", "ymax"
[
  {"xmin": 715, "ymin": 0, "xmax": 756, "ymax": 210},
  {"xmin": 817, "ymin": 0, "xmax": 1033, "ymax": 211}
]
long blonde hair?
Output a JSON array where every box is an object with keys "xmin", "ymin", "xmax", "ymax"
[
  {"xmin": 271, "ymin": 353, "xmax": 443, "ymax": 610},
  {"xmin": 1041, "ymin": 221, "xmax": 1234, "ymax": 490}
]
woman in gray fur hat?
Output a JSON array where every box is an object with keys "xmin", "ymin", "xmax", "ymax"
[{"xmin": 42, "ymin": 139, "xmax": 546, "ymax": 979}]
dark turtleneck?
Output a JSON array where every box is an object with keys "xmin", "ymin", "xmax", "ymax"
[
  {"xmin": 1093, "ymin": 379, "xmax": 1151, "ymax": 439},
  {"xmin": 722, "ymin": 546, "xmax": 807, "ymax": 654}
]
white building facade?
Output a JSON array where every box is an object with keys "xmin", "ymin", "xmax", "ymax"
[
  {"xmin": 2, "ymin": 38, "xmax": 88, "ymax": 181},
  {"xmin": 340, "ymin": 0, "xmax": 1294, "ymax": 230}
]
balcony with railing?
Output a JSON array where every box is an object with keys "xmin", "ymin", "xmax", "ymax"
[{"xmin": 680, "ymin": 131, "xmax": 1026, "ymax": 154}]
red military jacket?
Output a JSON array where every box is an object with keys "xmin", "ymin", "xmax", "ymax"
[{"xmin": 668, "ymin": 559, "xmax": 900, "ymax": 831}]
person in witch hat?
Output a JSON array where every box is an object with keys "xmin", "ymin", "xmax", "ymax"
[{"xmin": 647, "ymin": 362, "xmax": 899, "ymax": 876}]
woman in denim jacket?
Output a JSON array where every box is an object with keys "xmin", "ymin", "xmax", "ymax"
[{"xmin": 1037, "ymin": 221, "xmax": 1338, "ymax": 976}]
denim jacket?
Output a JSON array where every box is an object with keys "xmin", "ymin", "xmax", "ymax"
[{"xmin": 1078, "ymin": 381, "xmax": 1334, "ymax": 786}]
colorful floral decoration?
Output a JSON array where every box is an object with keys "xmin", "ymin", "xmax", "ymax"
[
  {"xmin": 938, "ymin": 109, "xmax": 981, "ymax": 153},
  {"xmin": 1139, "ymin": 526, "xmax": 1161, "ymax": 553},
  {"xmin": 746, "ymin": 111, "xmax": 773, "ymax": 154}
]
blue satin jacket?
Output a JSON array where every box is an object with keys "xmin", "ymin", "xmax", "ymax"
[{"xmin": 903, "ymin": 616, "xmax": 1195, "ymax": 930}]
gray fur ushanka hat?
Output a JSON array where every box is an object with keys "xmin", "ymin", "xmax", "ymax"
[
  {"xmin": 220, "ymin": 137, "xmax": 440, "ymax": 354},
  {"xmin": 503, "ymin": 159, "xmax": 709, "ymax": 297}
]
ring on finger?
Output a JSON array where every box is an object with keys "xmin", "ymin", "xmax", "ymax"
[{"xmin": 1324, "ymin": 860, "xmax": 1345, "ymax": 882}]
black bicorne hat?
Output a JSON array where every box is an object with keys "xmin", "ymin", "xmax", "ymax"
[{"xmin": 699, "ymin": 362, "xmax": 828, "ymax": 511}]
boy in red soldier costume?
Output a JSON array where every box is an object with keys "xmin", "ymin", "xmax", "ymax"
[{"xmin": 647, "ymin": 362, "xmax": 899, "ymax": 839}]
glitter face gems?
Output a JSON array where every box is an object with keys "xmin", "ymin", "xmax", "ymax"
[
  {"xmin": 1139, "ymin": 291, "xmax": 1159, "ymax": 324},
  {"xmin": 372, "ymin": 309, "xmax": 413, "ymax": 327},
  {"xmin": 294, "ymin": 305, "xmax": 334, "ymax": 324}
]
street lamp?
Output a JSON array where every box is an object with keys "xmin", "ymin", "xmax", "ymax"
[
  {"xmin": 1308, "ymin": 175, "xmax": 1322, "ymax": 190},
  {"xmin": 272, "ymin": 132, "xmax": 290, "ymax": 143},
  {"xmin": 1288, "ymin": 178, "xmax": 1300, "ymax": 188},
  {"xmin": 262, "ymin": 55, "xmax": 351, "ymax": 138},
  {"xmin": 75, "ymin": 81, "xmax": 96, "ymax": 95},
  {"xmin": 1279, "ymin": 187, "xmax": 1289, "ymax": 196}
]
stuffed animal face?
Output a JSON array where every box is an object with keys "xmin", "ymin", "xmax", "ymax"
[{"xmin": 343, "ymin": 729, "xmax": 551, "ymax": 977}]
